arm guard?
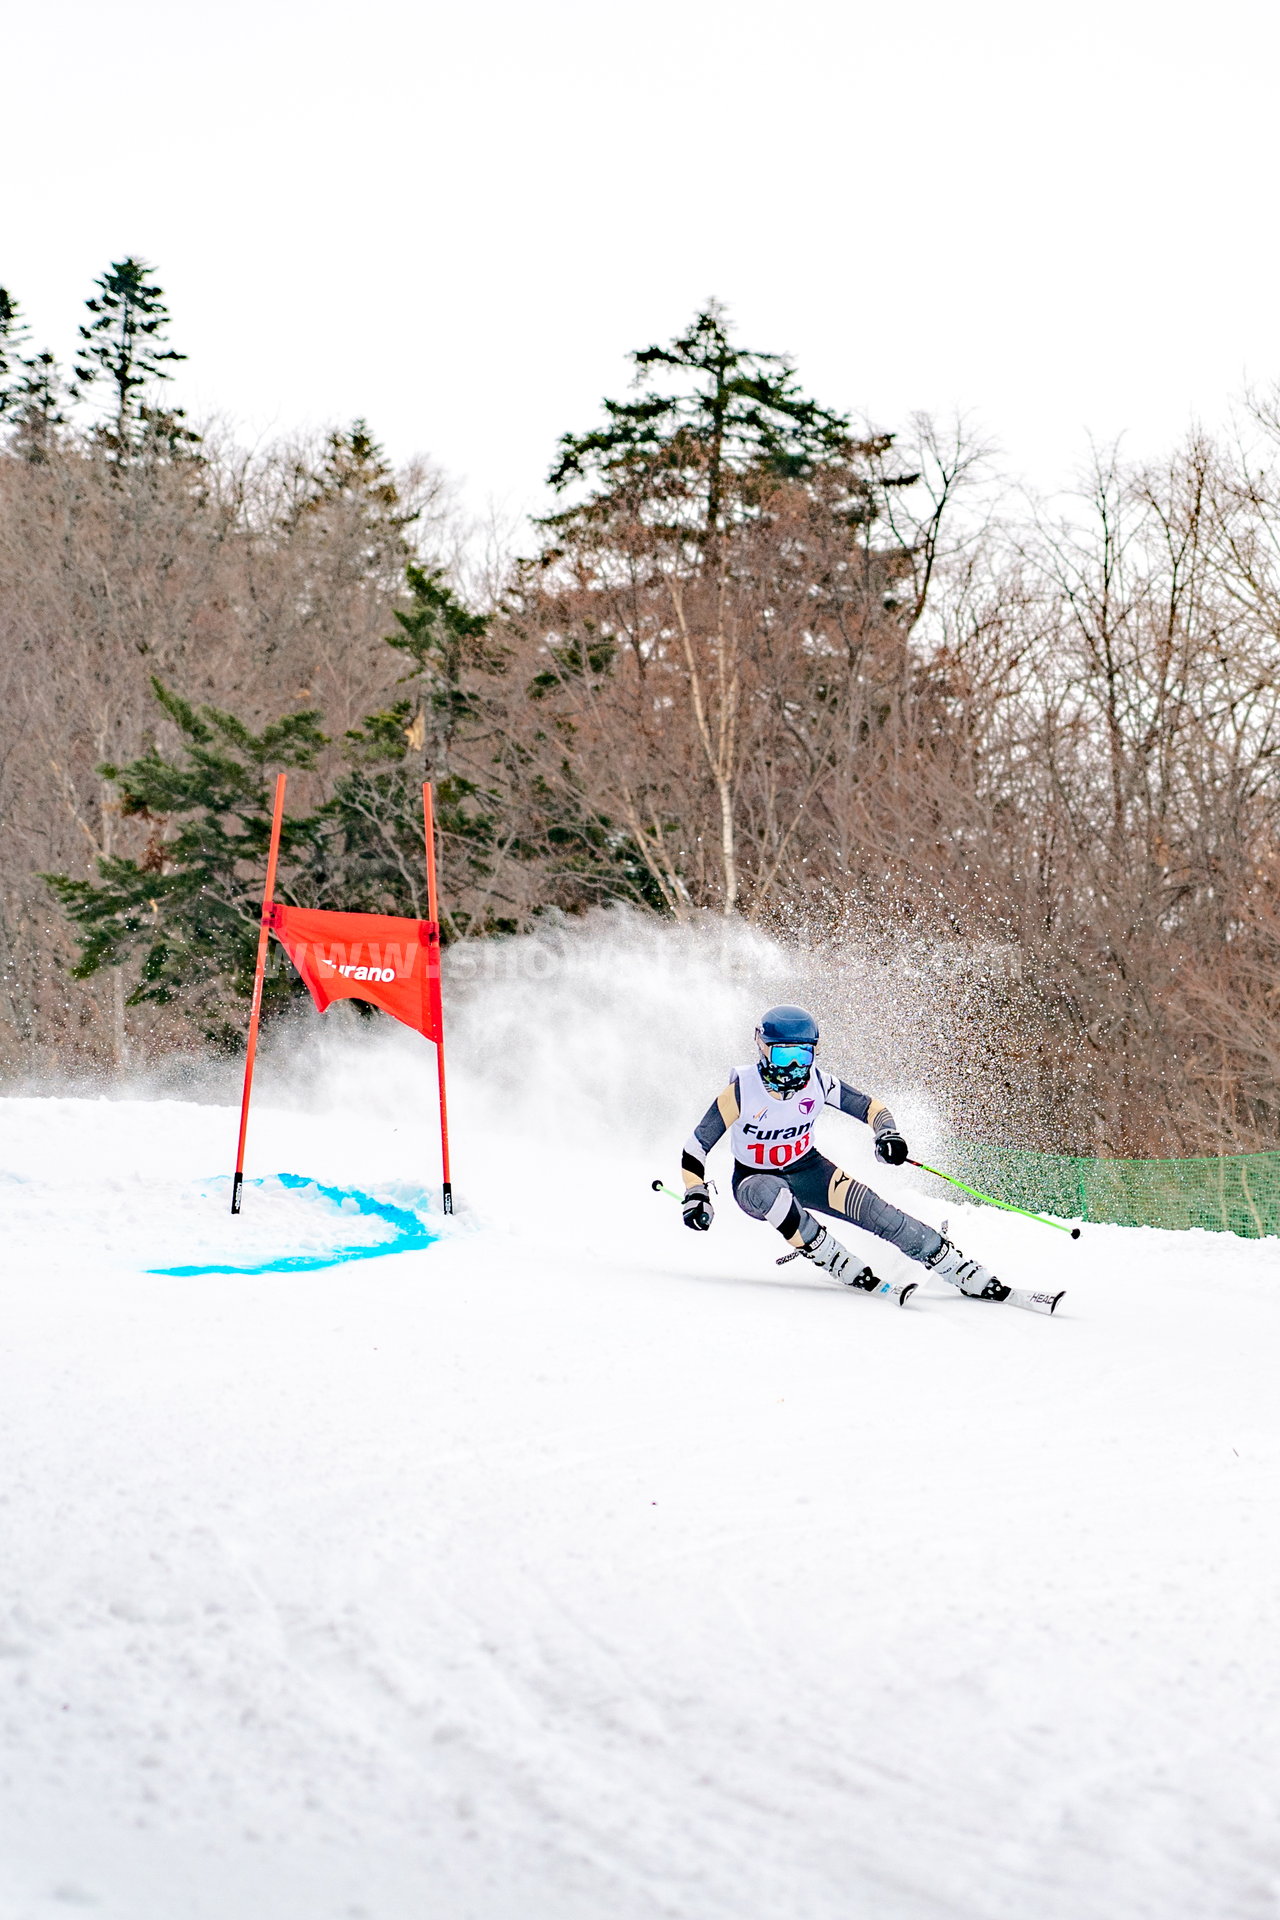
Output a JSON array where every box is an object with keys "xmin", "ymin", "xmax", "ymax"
[{"xmin": 682, "ymin": 1074, "xmax": 741, "ymax": 1187}]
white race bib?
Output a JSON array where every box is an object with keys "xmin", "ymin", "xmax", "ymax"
[{"xmin": 731, "ymin": 1062, "xmax": 833, "ymax": 1170}]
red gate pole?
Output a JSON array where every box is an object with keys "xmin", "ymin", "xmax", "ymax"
[
  {"xmin": 231, "ymin": 772, "xmax": 288, "ymax": 1215},
  {"xmin": 422, "ymin": 782, "xmax": 454, "ymax": 1214}
]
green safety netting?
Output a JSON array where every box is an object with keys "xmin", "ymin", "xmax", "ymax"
[{"xmin": 934, "ymin": 1143, "xmax": 1280, "ymax": 1239}]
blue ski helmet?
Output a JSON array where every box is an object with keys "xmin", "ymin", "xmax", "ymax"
[{"xmin": 756, "ymin": 1004, "xmax": 820, "ymax": 1095}]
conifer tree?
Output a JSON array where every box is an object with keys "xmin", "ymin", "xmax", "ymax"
[
  {"xmin": 321, "ymin": 564, "xmax": 508, "ymax": 926},
  {"xmin": 547, "ymin": 301, "xmax": 857, "ymax": 542},
  {"xmin": 288, "ymin": 420, "xmax": 419, "ymax": 579},
  {"xmin": 73, "ymin": 257, "xmax": 190, "ymax": 454},
  {"xmin": 45, "ymin": 684, "xmax": 327, "ymax": 1047},
  {"xmin": 303, "ymin": 421, "xmax": 412, "ymax": 526},
  {"xmin": 315, "ymin": 565, "xmax": 650, "ymax": 928},
  {"xmin": 385, "ymin": 562, "xmax": 497, "ymax": 765},
  {"xmin": 44, "ymin": 563, "xmax": 513, "ymax": 1028},
  {"xmin": 0, "ymin": 287, "xmax": 69, "ymax": 458},
  {"xmin": 0, "ymin": 287, "xmax": 29, "ymax": 416},
  {"xmin": 531, "ymin": 303, "xmax": 921, "ymax": 918},
  {"xmin": 9, "ymin": 354, "xmax": 70, "ymax": 459}
]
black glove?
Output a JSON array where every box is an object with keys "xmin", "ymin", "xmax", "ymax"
[
  {"xmin": 875, "ymin": 1129, "xmax": 909, "ymax": 1167},
  {"xmin": 682, "ymin": 1183, "xmax": 714, "ymax": 1231}
]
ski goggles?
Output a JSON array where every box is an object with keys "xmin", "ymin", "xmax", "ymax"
[{"xmin": 766, "ymin": 1042, "xmax": 815, "ymax": 1071}]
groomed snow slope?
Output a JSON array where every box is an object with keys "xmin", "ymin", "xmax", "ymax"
[{"xmin": 3, "ymin": 922, "xmax": 1280, "ymax": 1920}]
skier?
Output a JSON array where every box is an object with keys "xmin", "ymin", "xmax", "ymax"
[{"xmin": 681, "ymin": 1006, "xmax": 1062, "ymax": 1311}]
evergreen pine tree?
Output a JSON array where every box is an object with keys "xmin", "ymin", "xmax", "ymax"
[
  {"xmin": 288, "ymin": 420, "xmax": 419, "ymax": 579},
  {"xmin": 321, "ymin": 564, "xmax": 508, "ymax": 927},
  {"xmin": 547, "ymin": 300, "xmax": 858, "ymax": 541},
  {"xmin": 303, "ymin": 421, "xmax": 413, "ymax": 526},
  {"xmin": 9, "ymin": 354, "xmax": 70, "ymax": 459},
  {"xmin": 529, "ymin": 304, "xmax": 922, "ymax": 919},
  {"xmin": 73, "ymin": 257, "xmax": 192, "ymax": 455},
  {"xmin": 44, "ymin": 562, "xmax": 512, "ymax": 1033},
  {"xmin": 45, "ymin": 684, "xmax": 327, "ymax": 1047},
  {"xmin": 0, "ymin": 287, "xmax": 29, "ymax": 416},
  {"xmin": 384, "ymin": 561, "xmax": 496, "ymax": 765},
  {"xmin": 0, "ymin": 286, "xmax": 69, "ymax": 458}
]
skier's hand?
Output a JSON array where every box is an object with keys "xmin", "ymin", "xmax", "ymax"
[
  {"xmin": 682, "ymin": 1183, "xmax": 714, "ymax": 1231},
  {"xmin": 875, "ymin": 1129, "xmax": 909, "ymax": 1167}
]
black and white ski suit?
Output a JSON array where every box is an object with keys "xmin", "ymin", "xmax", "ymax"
[{"xmin": 683, "ymin": 1062, "xmax": 944, "ymax": 1264}]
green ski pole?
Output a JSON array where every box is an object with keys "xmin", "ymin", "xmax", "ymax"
[{"xmin": 906, "ymin": 1159, "xmax": 1081, "ymax": 1238}]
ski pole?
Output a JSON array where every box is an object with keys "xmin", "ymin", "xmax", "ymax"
[
  {"xmin": 651, "ymin": 1179, "xmax": 682, "ymax": 1202},
  {"xmin": 906, "ymin": 1159, "xmax": 1081, "ymax": 1238}
]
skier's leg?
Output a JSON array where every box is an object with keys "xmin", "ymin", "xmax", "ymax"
[
  {"xmin": 792, "ymin": 1159, "xmax": 944, "ymax": 1263},
  {"xmin": 732, "ymin": 1161, "xmax": 870, "ymax": 1287},
  {"xmin": 805, "ymin": 1160, "xmax": 1012, "ymax": 1300},
  {"xmin": 732, "ymin": 1163, "xmax": 819, "ymax": 1249},
  {"xmin": 734, "ymin": 1157, "xmax": 1052, "ymax": 1311}
]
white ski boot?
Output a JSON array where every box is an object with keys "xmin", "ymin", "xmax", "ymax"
[
  {"xmin": 926, "ymin": 1237, "xmax": 1064, "ymax": 1314},
  {"xmin": 926, "ymin": 1237, "xmax": 1010, "ymax": 1300},
  {"xmin": 801, "ymin": 1225, "xmax": 854, "ymax": 1282},
  {"xmin": 798, "ymin": 1228, "xmax": 918, "ymax": 1306}
]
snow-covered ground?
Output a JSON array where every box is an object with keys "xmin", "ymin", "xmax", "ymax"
[{"xmin": 4, "ymin": 920, "xmax": 1280, "ymax": 1919}]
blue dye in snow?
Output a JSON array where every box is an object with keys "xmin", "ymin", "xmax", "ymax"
[{"xmin": 149, "ymin": 1172, "xmax": 438, "ymax": 1276}]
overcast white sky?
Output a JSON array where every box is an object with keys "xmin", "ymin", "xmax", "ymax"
[{"xmin": 6, "ymin": 0, "xmax": 1279, "ymax": 522}]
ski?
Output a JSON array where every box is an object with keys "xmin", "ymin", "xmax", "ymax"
[
  {"xmin": 947, "ymin": 1278, "xmax": 1066, "ymax": 1313},
  {"xmin": 1006, "ymin": 1287, "xmax": 1065, "ymax": 1315},
  {"xmin": 852, "ymin": 1266, "xmax": 918, "ymax": 1308}
]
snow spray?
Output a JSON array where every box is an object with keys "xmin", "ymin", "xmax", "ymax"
[
  {"xmin": 82, "ymin": 908, "xmax": 1013, "ymax": 1233},
  {"xmin": 228, "ymin": 908, "xmax": 962, "ymax": 1231}
]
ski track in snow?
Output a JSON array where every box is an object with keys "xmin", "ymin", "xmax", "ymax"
[{"xmin": 4, "ymin": 1032, "xmax": 1280, "ymax": 1916}]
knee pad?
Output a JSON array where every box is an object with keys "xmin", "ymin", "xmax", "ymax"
[
  {"xmin": 735, "ymin": 1172, "xmax": 788, "ymax": 1221},
  {"xmin": 736, "ymin": 1173, "xmax": 810, "ymax": 1243}
]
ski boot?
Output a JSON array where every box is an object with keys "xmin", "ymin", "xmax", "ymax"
[
  {"xmin": 800, "ymin": 1225, "xmax": 854, "ymax": 1282},
  {"xmin": 798, "ymin": 1229, "xmax": 918, "ymax": 1305},
  {"xmin": 926, "ymin": 1238, "xmax": 1064, "ymax": 1314},
  {"xmin": 926, "ymin": 1237, "xmax": 1010, "ymax": 1301}
]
